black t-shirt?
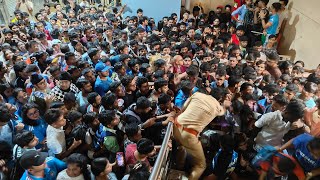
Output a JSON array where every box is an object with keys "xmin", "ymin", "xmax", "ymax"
[{"xmin": 123, "ymin": 92, "xmax": 136, "ymax": 109}]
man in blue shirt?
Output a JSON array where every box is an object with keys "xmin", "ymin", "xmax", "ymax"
[
  {"xmin": 279, "ymin": 133, "xmax": 320, "ymax": 179},
  {"xmin": 231, "ymin": 0, "xmax": 253, "ymax": 27},
  {"xmin": 20, "ymin": 150, "xmax": 66, "ymax": 180},
  {"xmin": 175, "ymin": 80, "xmax": 197, "ymax": 109},
  {"xmin": 94, "ymin": 62, "xmax": 113, "ymax": 96}
]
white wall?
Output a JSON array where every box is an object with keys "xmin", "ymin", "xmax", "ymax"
[{"xmin": 269, "ymin": 0, "xmax": 320, "ymax": 69}]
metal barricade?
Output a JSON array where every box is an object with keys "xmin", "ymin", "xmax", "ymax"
[{"xmin": 149, "ymin": 122, "xmax": 173, "ymax": 180}]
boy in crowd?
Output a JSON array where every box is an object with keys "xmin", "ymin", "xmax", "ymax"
[{"xmin": 45, "ymin": 108, "xmax": 81, "ymax": 159}]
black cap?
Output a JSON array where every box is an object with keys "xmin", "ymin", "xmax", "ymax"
[
  {"xmin": 20, "ymin": 150, "xmax": 48, "ymax": 170},
  {"xmin": 31, "ymin": 73, "xmax": 44, "ymax": 85}
]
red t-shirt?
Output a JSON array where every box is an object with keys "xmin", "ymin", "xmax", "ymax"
[
  {"xmin": 231, "ymin": 34, "xmax": 240, "ymax": 45},
  {"xmin": 125, "ymin": 144, "xmax": 150, "ymax": 167},
  {"xmin": 259, "ymin": 153, "xmax": 305, "ymax": 180}
]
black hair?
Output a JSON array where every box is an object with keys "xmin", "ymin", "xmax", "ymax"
[
  {"xmin": 154, "ymin": 70, "xmax": 165, "ymax": 80},
  {"xmin": 66, "ymin": 110, "xmax": 82, "ymax": 124},
  {"xmin": 65, "ymin": 52, "xmax": 75, "ymax": 62},
  {"xmin": 136, "ymin": 97, "xmax": 151, "ymax": 110},
  {"xmin": 137, "ymin": 8, "xmax": 143, "ymax": 13},
  {"xmin": 158, "ymin": 93, "xmax": 171, "ymax": 105},
  {"xmin": 154, "ymin": 59, "xmax": 166, "ymax": 68},
  {"xmin": 284, "ymin": 99, "xmax": 305, "ymax": 122},
  {"xmin": 140, "ymin": 63, "xmax": 150, "ymax": 74},
  {"xmin": 200, "ymin": 62, "xmax": 211, "ymax": 72},
  {"xmin": 83, "ymin": 112, "xmax": 97, "ymax": 126},
  {"xmin": 278, "ymin": 156, "xmax": 296, "ymax": 174},
  {"xmin": 272, "ymin": 2, "xmax": 282, "ymax": 12},
  {"xmin": 210, "ymin": 87, "xmax": 227, "ymax": 102},
  {"xmin": 64, "ymin": 92, "xmax": 76, "ymax": 103},
  {"xmin": 279, "ymin": 74, "xmax": 292, "ymax": 83},
  {"xmin": 21, "ymin": 103, "xmax": 40, "ymax": 126},
  {"xmin": 240, "ymin": 82, "xmax": 253, "ymax": 92},
  {"xmin": 136, "ymin": 77, "xmax": 148, "ymax": 88},
  {"xmin": 0, "ymin": 104, "xmax": 11, "ymax": 123},
  {"xmin": 13, "ymin": 61, "xmax": 27, "ymax": 74},
  {"xmin": 294, "ymin": 60, "xmax": 305, "ymax": 67},
  {"xmin": 273, "ymin": 94, "xmax": 289, "ymax": 107},
  {"xmin": 304, "ymin": 82, "xmax": 318, "ymax": 94},
  {"xmin": 44, "ymin": 108, "xmax": 63, "ymax": 125},
  {"xmin": 154, "ymin": 78, "xmax": 168, "ymax": 92},
  {"xmin": 67, "ymin": 153, "xmax": 91, "ymax": 180},
  {"xmin": 128, "ymin": 59, "xmax": 139, "ymax": 68},
  {"xmin": 98, "ymin": 110, "xmax": 117, "ymax": 127},
  {"xmin": 285, "ymin": 83, "xmax": 299, "ymax": 93},
  {"xmin": 91, "ymin": 157, "xmax": 110, "ymax": 176},
  {"xmin": 13, "ymin": 88, "xmax": 25, "ymax": 99},
  {"xmin": 137, "ymin": 138, "xmax": 154, "ymax": 155},
  {"xmin": 186, "ymin": 65, "xmax": 199, "ymax": 77},
  {"xmin": 121, "ymin": 75, "xmax": 134, "ymax": 87},
  {"xmin": 88, "ymin": 48, "xmax": 99, "ymax": 59},
  {"xmin": 228, "ymin": 76, "xmax": 241, "ymax": 88},
  {"xmin": 76, "ymin": 79, "xmax": 91, "ymax": 89},
  {"xmin": 14, "ymin": 130, "xmax": 35, "ymax": 147},
  {"xmin": 125, "ymin": 123, "xmax": 140, "ymax": 138},
  {"xmin": 263, "ymin": 84, "xmax": 280, "ymax": 94},
  {"xmin": 87, "ymin": 92, "xmax": 100, "ymax": 105},
  {"xmin": 216, "ymin": 68, "xmax": 227, "ymax": 77},
  {"xmin": 101, "ymin": 93, "xmax": 117, "ymax": 110},
  {"xmin": 180, "ymin": 80, "xmax": 194, "ymax": 95},
  {"xmin": 128, "ymin": 162, "xmax": 150, "ymax": 180},
  {"xmin": 114, "ymin": 62, "xmax": 125, "ymax": 72},
  {"xmin": 265, "ymin": 50, "xmax": 280, "ymax": 61}
]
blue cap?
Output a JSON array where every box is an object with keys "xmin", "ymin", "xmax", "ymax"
[{"xmin": 95, "ymin": 62, "xmax": 112, "ymax": 72}]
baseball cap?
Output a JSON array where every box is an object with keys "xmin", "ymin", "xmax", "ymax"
[
  {"xmin": 52, "ymin": 39, "xmax": 62, "ymax": 46},
  {"xmin": 95, "ymin": 62, "xmax": 112, "ymax": 73},
  {"xmin": 20, "ymin": 150, "xmax": 48, "ymax": 169}
]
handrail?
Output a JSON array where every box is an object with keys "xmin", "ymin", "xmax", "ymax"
[{"xmin": 149, "ymin": 121, "xmax": 173, "ymax": 180}]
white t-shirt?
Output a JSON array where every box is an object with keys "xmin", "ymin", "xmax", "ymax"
[
  {"xmin": 57, "ymin": 169, "xmax": 84, "ymax": 180},
  {"xmin": 47, "ymin": 125, "xmax": 66, "ymax": 156},
  {"xmin": 254, "ymin": 110, "xmax": 291, "ymax": 148}
]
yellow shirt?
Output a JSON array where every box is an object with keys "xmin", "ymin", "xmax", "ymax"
[{"xmin": 177, "ymin": 92, "xmax": 225, "ymax": 133}]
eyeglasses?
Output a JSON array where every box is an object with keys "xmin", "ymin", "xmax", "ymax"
[{"xmin": 28, "ymin": 109, "xmax": 39, "ymax": 117}]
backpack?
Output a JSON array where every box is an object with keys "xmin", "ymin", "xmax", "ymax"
[
  {"xmin": 123, "ymin": 104, "xmax": 141, "ymax": 123},
  {"xmin": 252, "ymin": 145, "xmax": 288, "ymax": 179},
  {"xmin": 252, "ymin": 145, "xmax": 277, "ymax": 169},
  {"xmin": 9, "ymin": 146, "xmax": 24, "ymax": 180}
]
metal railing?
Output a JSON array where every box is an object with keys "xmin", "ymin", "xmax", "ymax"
[{"xmin": 149, "ymin": 122, "xmax": 173, "ymax": 180}]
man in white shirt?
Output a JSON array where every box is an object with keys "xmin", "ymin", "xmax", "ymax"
[{"xmin": 254, "ymin": 100, "xmax": 307, "ymax": 150}]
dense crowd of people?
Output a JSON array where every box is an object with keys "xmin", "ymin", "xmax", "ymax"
[{"xmin": 0, "ymin": 0, "xmax": 320, "ymax": 179}]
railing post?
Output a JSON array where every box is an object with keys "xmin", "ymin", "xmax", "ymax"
[{"xmin": 149, "ymin": 122, "xmax": 173, "ymax": 180}]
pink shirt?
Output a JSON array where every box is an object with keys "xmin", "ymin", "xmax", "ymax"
[{"xmin": 125, "ymin": 144, "xmax": 150, "ymax": 167}]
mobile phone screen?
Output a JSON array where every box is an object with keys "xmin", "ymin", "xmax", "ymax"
[{"xmin": 116, "ymin": 152, "xmax": 124, "ymax": 166}]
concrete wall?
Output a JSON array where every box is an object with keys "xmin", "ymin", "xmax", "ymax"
[{"xmin": 272, "ymin": 0, "xmax": 320, "ymax": 69}]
